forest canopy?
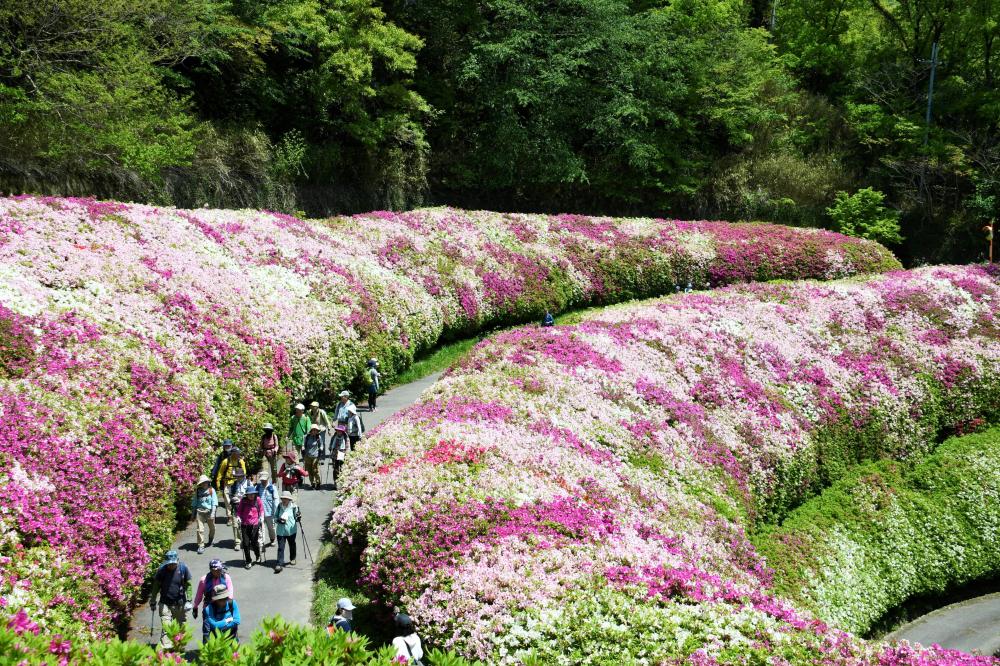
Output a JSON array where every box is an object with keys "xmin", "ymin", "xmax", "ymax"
[{"xmin": 0, "ymin": 0, "xmax": 997, "ymax": 264}]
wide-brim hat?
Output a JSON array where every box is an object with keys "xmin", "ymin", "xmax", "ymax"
[
  {"xmin": 164, "ymin": 550, "xmax": 179, "ymax": 565},
  {"xmin": 280, "ymin": 490, "xmax": 293, "ymax": 501},
  {"xmin": 338, "ymin": 390, "xmax": 350, "ymax": 398},
  {"xmin": 309, "ymin": 423, "xmax": 321, "ymax": 432},
  {"xmin": 283, "ymin": 452, "xmax": 297, "ymax": 463},
  {"xmin": 263, "ymin": 422, "xmax": 274, "ymax": 431},
  {"xmin": 244, "ymin": 486, "xmax": 258, "ymax": 495},
  {"xmin": 310, "ymin": 401, "xmax": 320, "ymax": 407},
  {"xmin": 212, "ymin": 584, "xmax": 229, "ymax": 601},
  {"xmin": 197, "ymin": 475, "xmax": 211, "ymax": 485},
  {"xmin": 258, "ymin": 472, "xmax": 269, "ymax": 481}
]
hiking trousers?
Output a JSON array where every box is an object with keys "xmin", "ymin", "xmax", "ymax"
[
  {"xmin": 158, "ymin": 601, "xmax": 186, "ymax": 649},
  {"xmin": 277, "ymin": 533, "xmax": 297, "ymax": 566},
  {"xmin": 240, "ymin": 523, "xmax": 261, "ymax": 564},
  {"xmin": 196, "ymin": 510, "xmax": 215, "ymax": 548}
]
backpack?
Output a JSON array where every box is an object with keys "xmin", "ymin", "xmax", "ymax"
[{"xmin": 201, "ymin": 572, "xmax": 228, "ymax": 606}]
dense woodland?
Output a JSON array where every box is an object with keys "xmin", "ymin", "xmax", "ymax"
[{"xmin": 0, "ymin": 0, "xmax": 996, "ymax": 263}]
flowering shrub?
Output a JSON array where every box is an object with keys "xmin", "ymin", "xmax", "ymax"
[
  {"xmin": 331, "ymin": 265, "xmax": 1000, "ymax": 664},
  {"xmin": 0, "ymin": 195, "xmax": 894, "ymax": 638},
  {"xmin": 757, "ymin": 426, "xmax": 1000, "ymax": 636},
  {"xmin": 0, "ymin": 613, "xmax": 481, "ymax": 665}
]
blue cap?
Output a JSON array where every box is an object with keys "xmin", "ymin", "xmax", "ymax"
[
  {"xmin": 164, "ymin": 550, "xmax": 179, "ymax": 565},
  {"xmin": 222, "ymin": 439, "xmax": 233, "ymax": 448}
]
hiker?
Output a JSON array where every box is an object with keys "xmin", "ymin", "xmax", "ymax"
[
  {"xmin": 287, "ymin": 403, "xmax": 311, "ymax": 458},
  {"xmin": 303, "ymin": 423, "xmax": 323, "ymax": 489},
  {"xmin": 542, "ymin": 310, "xmax": 555, "ymax": 327},
  {"xmin": 392, "ymin": 613, "xmax": 424, "ymax": 664},
  {"xmin": 327, "ymin": 598, "xmax": 356, "ymax": 633},
  {"xmin": 236, "ymin": 485, "xmax": 264, "ymax": 569},
  {"xmin": 330, "ymin": 424, "xmax": 348, "ymax": 490},
  {"xmin": 193, "ymin": 560, "xmax": 233, "ymax": 611},
  {"xmin": 335, "ymin": 390, "xmax": 364, "ymax": 450},
  {"xmin": 203, "ymin": 584, "xmax": 240, "ymax": 644},
  {"xmin": 191, "ymin": 475, "xmax": 217, "ymax": 554},
  {"xmin": 256, "ymin": 471, "xmax": 278, "ymax": 548},
  {"xmin": 149, "ymin": 550, "xmax": 191, "ymax": 649},
  {"xmin": 227, "ymin": 468, "xmax": 251, "ymax": 550},
  {"xmin": 192, "ymin": 560, "xmax": 233, "ymax": 642},
  {"xmin": 366, "ymin": 359, "xmax": 380, "ymax": 411},
  {"xmin": 215, "ymin": 446, "xmax": 247, "ymax": 520},
  {"xmin": 209, "ymin": 439, "xmax": 234, "ymax": 490},
  {"xmin": 273, "ymin": 490, "xmax": 300, "ymax": 573},
  {"xmin": 260, "ymin": 423, "xmax": 279, "ymax": 481},
  {"xmin": 308, "ymin": 401, "xmax": 332, "ymax": 460},
  {"xmin": 277, "ymin": 452, "xmax": 308, "ymax": 498}
]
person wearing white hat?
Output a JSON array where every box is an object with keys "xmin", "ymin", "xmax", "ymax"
[
  {"xmin": 273, "ymin": 490, "xmax": 301, "ymax": 573},
  {"xmin": 287, "ymin": 403, "xmax": 311, "ymax": 460},
  {"xmin": 235, "ymin": 485, "xmax": 264, "ymax": 569},
  {"xmin": 327, "ymin": 597, "xmax": 356, "ymax": 634},
  {"xmin": 308, "ymin": 401, "xmax": 331, "ymax": 461},
  {"xmin": 191, "ymin": 474, "xmax": 218, "ymax": 554},
  {"xmin": 335, "ymin": 391, "xmax": 364, "ymax": 452}
]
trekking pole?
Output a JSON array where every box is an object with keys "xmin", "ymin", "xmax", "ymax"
[
  {"xmin": 297, "ymin": 521, "xmax": 315, "ymax": 565},
  {"xmin": 149, "ymin": 604, "xmax": 155, "ymax": 640}
]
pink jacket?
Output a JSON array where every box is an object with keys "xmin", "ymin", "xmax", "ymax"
[
  {"xmin": 236, "ymin": 496, "xmax": 264, "ymax": 526},
  {"xmin": 193, "ymin": 572, "xmax": 234, "ymax": 607}
]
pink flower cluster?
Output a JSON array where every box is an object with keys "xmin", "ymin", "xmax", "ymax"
[{"xmin": 332, "ymin": 265, "xmax": 1000, "ymax": 663}]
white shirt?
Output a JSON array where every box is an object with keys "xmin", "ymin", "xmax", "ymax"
[{"xmin": 392, "ymin": 634, "xmax": 423, "ymax": 662}]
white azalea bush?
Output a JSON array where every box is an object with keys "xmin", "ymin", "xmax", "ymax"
[{"xmin": 332, "ymin": 265, "xmax": 1000, "ymax": 665}]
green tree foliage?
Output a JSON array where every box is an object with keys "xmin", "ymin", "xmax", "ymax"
[{"xmin": 827, "ymin": 187, "xmax": 904, "ymax": 245}]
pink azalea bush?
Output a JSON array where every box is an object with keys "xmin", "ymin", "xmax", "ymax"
[
  {"xmin": 331, "ymin": 265, "xmax": 1000, "ymax": 664},
  {"xmin": 0, "ymin": 195, "xmax": 893, "ymax": 638}
]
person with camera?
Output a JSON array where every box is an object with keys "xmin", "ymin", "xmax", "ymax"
[{"xmin": 273, "ymin": 490, "xmax": 301, "ymax": 573}]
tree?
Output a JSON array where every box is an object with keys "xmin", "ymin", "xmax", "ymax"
[{"xmin": 826, "ymin": 187, "xmax": 903, "ymax": 244}]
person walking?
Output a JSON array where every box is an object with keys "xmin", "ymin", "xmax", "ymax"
[
  {"xmin": 227, "ymin": 469, "xmax": 251, "ymax": 551},
  {"xmin": 287, "ymin": 403, "xmax": 311, "ymax": 459},
  {"xmin": 392, "ymin": 613, "xmax": 424, "ymax": 664},
  {"xmin": 260, "ymin": 423, "xmax": 280, "ymax": 481},
  {"xmin": 308, "ymin": 401, "xmax": 331, "ymax": 461},
  {"xmin": 277, "ymin": 452, "xmax": 308, "ymax": 499},
  {"xmin": 327, "ymin": 598, "xmax": 356, "ymax": 633},
  {"xmin": 203, "ymin": 584, "xmax": 240, "ymax": 644},
  {"xmin": 192, "ymin": 560, "xmax": 233, "ymax": 642},
  {"xmin": 215, "ymin": 447, "xmax": 247, "ymax": 522},
  {"xmin": 235, "ymin": 485, "xmax": 264, "ymax": 569},
  {"xmin": 256, "ymin": 472, "xmax": 278, "ymax": 549},
  {"xmin": 303, "ymin": 423, "xmax": 323, "ymax": 489},
  {"xmin": 273, "ymin": 490, "xmax": 300, "ymax": 573},
  {"xmin": 209, "ymin": 439, "xmax": 234, "ymax": 490},
  {"xmin": 191, "ymin": 475, "xmax": 217, "ymax": 554},
  {"xmin": 148, "ymin": 550, "xmax": 191, "ymax": 649},
  {"xmin": 345, "ymin": 401, "xmax": 364, "ymax": 452},
  {"xmin": 366, "ymin": 360, "xmax": 380, "ymax": 411},
  {"xmin": 330, "ymin": 424, "xmax": 348, "ymax": 490}
]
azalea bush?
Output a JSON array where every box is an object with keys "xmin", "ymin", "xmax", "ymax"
[
  {"xmin": 330, "ymin": 265, "xmax": 1000, "ymax": 664},
  {"xmin": 0, "ymin": 614, "xmax": 481, "ymax": 665},
  {"xmin": 0, "ymin": 195, "xmax": 895, "ymax": 638},
  {"xmin": 757, "ymin": 426, "xmax": 1000, "ymax": 636}
]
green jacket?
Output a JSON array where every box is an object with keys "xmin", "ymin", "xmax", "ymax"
[{"xmin": 288, "ymin": 414, "xmax": 311, "ymax": 447}]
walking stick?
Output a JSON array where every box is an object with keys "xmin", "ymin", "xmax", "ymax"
[
  {"xmin": 149, "ymin": 604, "xmax": 155, "ymax": 639},
  {"xmin": 297, "ymin": 520, "xmax": 315, "ymax": 566}
]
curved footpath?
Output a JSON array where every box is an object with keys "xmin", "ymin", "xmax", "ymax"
[
  {"xmin": 127, "ymin": 371, "xmax": 443, "ymax": 652},
  {"xmin": 887, "ymin": 593, "xmax": 1000, "ymax": 657}
]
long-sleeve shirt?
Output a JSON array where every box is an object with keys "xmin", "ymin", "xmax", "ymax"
[
  {"xmin": 256, "ymin": 482, "xmax": 278, "ymax": 517},
  {"xmin": 215, "ymin": 456, "xmax": 246, "ymax": 489},
  {"xmin": 260, "ymin": 432, "xmax": 279, "ymax": 457},
  {"xmin": 309, "ymin": 408, "xmax": 331, "ymax": 431},
  {"xmin": 303, "ymin": 432, "xmax": 322, "ymax": 458},
  {"xmin": 204, "ymin": 600, "xmax": 240, "ymax": 633},
  {"xmin": 287, "ymin": 414, "xmax": 311, "ymax": 447},
  {"xmin": 278, "ymin": 462, "xmax": 307, "ymax": 489},
  {"xmin": 368, "ymin": 367, "xmax": 380, "ymax": 391},
  {"xmin": 192, "ymin": 487, "xmax": 218, "ymax": 513},
  {"xmin": 193, "ymin": 572, "xmax": 233, "ymax": 607},
  {"xmin": 274, "ymin": 501, "xmax": 299, "ymax": 537},
  {"xmin": 235, "ymin": 496, "xmax": 264, "ymax": 526}
]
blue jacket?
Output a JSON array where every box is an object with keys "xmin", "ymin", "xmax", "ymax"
[{"xmin": 205, "ymin": 599, "xmax": 240, "ymax": 633}]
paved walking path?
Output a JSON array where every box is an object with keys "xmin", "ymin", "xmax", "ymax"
[
  {"xmin": 887, "ymin": 593, "xmax": 1000, "ymax": 657},
  {"xmin": 128, "ymin": 372, "xmax": 443, "ymax": 651}
]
